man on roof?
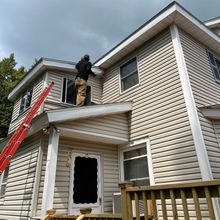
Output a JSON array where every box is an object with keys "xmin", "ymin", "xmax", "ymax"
[{"xmin": 75, "ymin": 54, "xmax": 95, "ymax": 106}]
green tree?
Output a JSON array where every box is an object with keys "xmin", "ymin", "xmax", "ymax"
[{"xmin": 0, "ymin": 54, "xmax": 26, "ymax": 138}]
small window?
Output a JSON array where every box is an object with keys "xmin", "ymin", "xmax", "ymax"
[
  {"xmin": 19, "ymin": 88, "xmax": 33, "ymax": 114},
  {"xmin": 0, "ymin": 166, "xmax": 9, "ymax": 199},
  {"xmin": 122, "ymin": 144, "xmax": 149, "ymax": 186},
  {"xmin": 62, "ymin": 78, "xmax": 91, "ymax": 105},
  {"xmin": 207, "ymin": 51, "xmax": 220, "ymax": 83},
  {"xmin": 120, "ymin": 58, "xmax": 139, "ymax": 92}
]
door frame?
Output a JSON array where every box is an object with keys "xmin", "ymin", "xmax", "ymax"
[{"xmin": 68, "ymin": 151, "xmax": 102, "ymax": 214}]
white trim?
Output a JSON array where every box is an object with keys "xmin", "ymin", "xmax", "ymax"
[
  {"xmin": 119, "ymin": 56, "xmax": 140, "ymax": 95},
  {"xmin": 30, "ymin": 143, "xmax": 44, "ymax": 217},
  {"xmin": 47, "ymin": 102, "xmax": 132, "ymax": 123},
  {"xmin": 39, "ymin": 72, "xmax": 48, "ymax": 114},
  {"xmin": 119, "ymin": 138, "xmax": 155, "ymax": 186},
  {"xmin": 68, "ymin": 152, "xmax": 102, "ymax": 214},
  {"xmin": 170, "ymin": 24, "xmax": 213, "ymax": 181},
  {"xmin": 204, "ymin": 18, "xmax": 220, "ymax": 28},
  {"xmin": 146, "ymin": 139, "xmax": 155, "ymax": 185},
  {"xmin": 41, "ymin": 127, "xmax": 60, "ymax": 216}
]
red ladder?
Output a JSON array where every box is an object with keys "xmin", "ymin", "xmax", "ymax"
[{"xmin": 0, "ymin": 82, "xmax": 54, "ymax": 175}]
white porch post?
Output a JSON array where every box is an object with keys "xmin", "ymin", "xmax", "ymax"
[{"xmin": 41, "ymin": 127, "xmax": 60, "ymax": 216}]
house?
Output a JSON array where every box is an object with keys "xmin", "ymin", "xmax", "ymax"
[{"xmin": 0, "ymin": 1, "xmax": 220, "ymax": 219}]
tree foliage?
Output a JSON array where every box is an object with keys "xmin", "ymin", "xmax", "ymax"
[{"xmin": 0, "ymin": 54, "xmax": 26, "ymax": 138}]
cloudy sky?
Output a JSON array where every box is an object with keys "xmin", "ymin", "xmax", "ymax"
[{"xmin": 0, "ymin": 0, "xmax": 220, "ymax": 69}]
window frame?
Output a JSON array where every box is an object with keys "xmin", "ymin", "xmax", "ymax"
[
  {"xmin": 207, "ymin": 50, "xmax": 220, "ymax": 83},
  {"xmin": 119, "ymin": 57, "xmax": 140, "ymax": 93},
  {"xmin": 0, "ymin": 166, "xmax": 9, "ymax": 202},
  {"xmin": 61, "ymin": 77, "xmax": 92, "ymax": 106},
  {"xmin": 19, "ymin": 88, "xmax": 33, "ymax": 115},
  {"xmin": 120, "ymin": 139, "xmax": 155, "ymax": 186}
]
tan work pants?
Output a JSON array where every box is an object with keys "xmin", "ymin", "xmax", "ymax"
[{"xmin": 75, "ymin": 79, "xmax": 87, "ymax": 106}]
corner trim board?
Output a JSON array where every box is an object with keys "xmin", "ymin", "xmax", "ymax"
[{"xmin": 170, "ymin": 24, "xmax": 213, "ymax": 181}]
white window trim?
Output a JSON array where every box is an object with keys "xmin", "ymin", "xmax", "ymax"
[
  {"xmin": 0, "ymin": 166, "xmax": 9, "ymax": 204},
  {"xmin": 119, "ymin": 138, "xmax": 155, "ymax": 186},
  {"xmin": 119, "ymin": 57, "xmax": 140, "ymax": 94},
  {"xmin": 60, "ymin": 77, "xmax": 93, "ymax": 105}
]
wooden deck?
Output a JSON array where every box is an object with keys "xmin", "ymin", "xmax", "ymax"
[{"xmin": 43, "ymin": 180, "xmax": 220, "ymax": 220}]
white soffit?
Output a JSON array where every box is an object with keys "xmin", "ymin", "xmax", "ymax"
[
  {"xmin": 46, "ymin": 102, "xmax": 132, "ymax": 123},
  {"xmin": 94, "ymin": 3, "xmax": 220, "ymax": 69}
]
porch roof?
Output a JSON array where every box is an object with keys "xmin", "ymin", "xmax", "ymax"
[
  {"xmin": 200, "ymin": 104, "xmax": 220, "ymax": 120},
  {"xmin": 29, "ymin": 102, "xmax": 132, "ymax": 144}
]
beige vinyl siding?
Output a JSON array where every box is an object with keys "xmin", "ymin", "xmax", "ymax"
[
  {"xmin": 10, "ymin": 98, "xmax": 21, "ymax": 123},
  {"xmin": 180, "ymin": 29, "xmax": 220, "ymax": 179},
  {"xmin": 0, "ymin": 135, "xmax": 40, "ymax": 220},
  {"xmin": 44, "ymin": 71, "xmax": 102, "ymax": 110},
  {"xmin": 56, "ymin": 113, "xmax": 129, "ymax": 140},
  {"xmin": 35, "ymin": 137, "xmax": 119, "ymax": 215},
  {"xmin": 102, "ymin": 29, "xmax": 201, "ymax": 184},
  {"xmin": 8, "ymin": 76, "xmax": 45, "ymax": 134}
]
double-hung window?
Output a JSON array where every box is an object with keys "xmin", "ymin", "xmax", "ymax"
[
  {"xmin": 122, "ymin": 143, "xmax": 149, "ymax": 186},
  {"xmin": 120, "ymin": 58, "xmax": 139, "ymax": 92},
  {"xmin": 0, "ymin": 166, "xmax": 9, "ymax": 199},
  {"xmin": 207, "ymin": 51, "xmax": 220, "ymax": 83},
  {"xmin": 62, "ymin": 78, "xmax": 91, "ymax": 105},
  {"xmin": 19, "ymin": 88, "xmax": 33, "ymax": 114}
]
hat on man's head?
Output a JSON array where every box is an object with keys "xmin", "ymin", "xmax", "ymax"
[{"xmin": 84, "ymin": 54, "xmax": 90, "ymax": 61}]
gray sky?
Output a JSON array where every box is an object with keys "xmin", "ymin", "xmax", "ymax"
[{"xmin": 0, "ymin": 0, "xmax": 220, "ymax": 69}]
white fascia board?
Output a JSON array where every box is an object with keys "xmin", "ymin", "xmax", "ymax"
[
  {"xmin": 47, "ymin": 102, "xmax": 132, "ymax": 123},
  {"xmin": 94, "ymin": 5, "xmax": 177, "ymax": 67},
  {"xmin": 200, "ymin": 108, "xmax": 220, "ymax": 120},
  {"xmin": 205, "ymin": 18, "xmax": 220, "ymax": 28},
  {"xmin": 170, "ymin": 24, "xmax": 213, "ymax": 181}
]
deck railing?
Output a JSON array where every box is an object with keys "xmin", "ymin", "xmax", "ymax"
[
  {"xmin": 43, "ymin": 180, "xmax": 220, "ymax": 220},
  {"xmin": 46, "ymin": 213, "xmax": 121, "ymax": 220},
  {"xmin": 119, "ymin": 180, "xmax": 220, "ymax": 220}
]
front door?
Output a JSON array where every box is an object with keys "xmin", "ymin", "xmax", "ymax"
[{"xmin": 69, "ymin": 152, "xmax": 102, "ymax": 214}]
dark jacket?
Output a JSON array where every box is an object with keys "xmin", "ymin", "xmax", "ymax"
[{"xmin": 75, "ymin": 59, "xmax": 95, "ymax": 81}]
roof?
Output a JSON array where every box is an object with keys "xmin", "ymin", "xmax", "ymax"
[
  {"xmin": 94, "ymin": 1, "xmax": 220, "ymax": 69},
  {"xmin": 200, "ymin": 104, "xmax": 220, "ymax": 120},
  {"xmin": 205, "ymin": 17, "xmax": 220, "ymax": 29},
  {"xmin": 8, "ymin": 57, "xmax": 103, "ymax": 101},
  {"xmin": 27, "ymin": 101, "xmax": 132, "ymax": 135},
  {"xmin": 0, "ymin": 102, "xmax": 132, "ymax": 150}
]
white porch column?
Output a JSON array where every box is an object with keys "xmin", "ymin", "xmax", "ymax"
[{"xmin": 41, "ymin": 127, "xmax": 60, "ymax": 216}]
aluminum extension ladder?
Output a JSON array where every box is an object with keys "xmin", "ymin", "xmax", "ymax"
[{"xmin": 0, "ymin": 82, "xmax": 54, "ymax": 175}]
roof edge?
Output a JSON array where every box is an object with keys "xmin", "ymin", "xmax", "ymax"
[{"xmin": 47, "ymin": 102, "xmax": 132, "ymax": 123}]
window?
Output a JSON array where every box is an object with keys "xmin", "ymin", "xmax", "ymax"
[
  {"xmin": 0, "ymin": 166, "xmax": 9, "ymax": 199},
  {"xmin": 62, "ymin": 78, "xmax": 91, "ymax": 105},
  {"xmin": 122, "ymin": 144, "xmax": 149, "ymax": 186},
  {"xmin": 120, "ymin": 58, "xmax": 139, "ymax": 92},
  {"xmin": 207, "ymin": 51, "xmax": 220, "ymax": 83},
  {"xmin": 19, "ymin": 88, "xmax": 33, "ymax": 114}
]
